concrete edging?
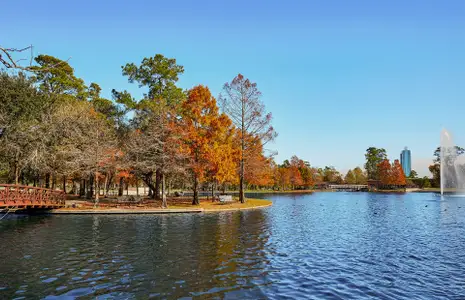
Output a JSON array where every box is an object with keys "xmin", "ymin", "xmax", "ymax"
[
  {"xmin": 48, "ymin": 208, "xmax": 203, "ymax": 214},
  {"xmin": 203, "ymin": 202, "xmax": 272, "ymax": 212}
]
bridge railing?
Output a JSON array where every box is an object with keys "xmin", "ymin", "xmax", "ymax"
[
  {"xmin": 0, "ymin": 184, "xmax": 66, "ymax": 208},
  {"xmin": 328, "ymin": 184, "xmax": 368, "ymax": 189}
]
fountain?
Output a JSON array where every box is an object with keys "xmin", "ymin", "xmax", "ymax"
[{"xmin": 440, "ymin": 129, "xmax": 465, "ymax": 195}]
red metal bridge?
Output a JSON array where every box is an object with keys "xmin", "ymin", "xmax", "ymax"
[{"xmin": 0, "ymin": 184, "xmax": 66, "ymax": 210}]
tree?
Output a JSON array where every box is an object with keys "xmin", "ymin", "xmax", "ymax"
[
  {"xmin": 289, "ymin": 156, "xmax": 303, "ymax": 189},
  {"xmin": 391, "ymin": 159, "xmax": 406, "ymax": 187},
  {"xmin": 429, "ymin": 164, "xmax": 440, "ymax": 187},
  {"xmin": 118, "ymin": 54, "xmax": 185, "ymax": 200},
  {"xmin": 43, "ymin": 101, "xmax": 117, "ymax": 202},
  {"xmin": 322, "ymin": 166, "xmax": 341, "ymax": 183},
  {"xmin": 377, "ymin": 159, "xmax": 392, "ymax": 187},
  {"xmin": 278, "ymin": 167, "xmax": 290, "ymax": 190},
  {"xmin": 220, "ymin": 74, "xmax": 277, "ymax": 203},
  {"xmin": 0, "ymin": 72, "xmax": 50, "ymax": 183},
  {"xmin": 409, "ymin": 170, "xmax": 418, "ymax": 178},
  {"xmin": 345, "ymin": 170, "xmax": 356, "ymax": 184},
  {"xmin": 294, "ymin": 158, "xmax": 314, "ymax": 188},
  {"xmin": 423, "ymin": 176, "xmax": 431, "ymax": 188},
  {"xmin": 0, "ymin": 45, "xmax": 48, "ymax": 72},
  {"xmin": 365, "ymin": 147, "xmax": 387, "ymax": 180},
  {"xmin": 121, "ymin": 54, "xmax": 184, "ymax": 102},
  {"xmin": 176, "ymin": 85, "xmax": 233, "ymax": 205},
  {"xmin": 353, "ymin": 167, "xmax": 367, "ymax": 184},
  {"xmin": 31, "ymin": 55, "xmax": 86, "ymax": 98},
  {"xmin": 88, "ymin": 83, "xmax": 125, "ymax": 122},
  {"xmin": 238, "ymin": 132, "xmax": 272, "ymax": 188}
]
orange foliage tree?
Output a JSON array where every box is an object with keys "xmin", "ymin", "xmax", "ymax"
[
  {"xmin": 176, "ymin": 85, "xmax": 235, "ymax": 205},
  {"xmin": 377, "ymin": 159, "xmax": 406, "ymax": 189},
  {"xmin": 391, "ymin": 159, "xmax": 406, "ymax": 187},
  {"xmin": 273, "ymin": 156, "xmax": 315, "ymax": 190},
  {"xmin": 243, "ymin": 138, "xmax": 273, "ymax": 188},
  {"xmin": 278, "ymin": 167, "xmax": 291, "ymax": 190},
  {"xmin": 377, "ymin": 159, "xmax": 393, "ymax": 187}
]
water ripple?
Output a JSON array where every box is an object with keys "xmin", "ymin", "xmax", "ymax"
[{"xmin": 1, "ymin": 193, "xmax": 465, "ymax": 298}]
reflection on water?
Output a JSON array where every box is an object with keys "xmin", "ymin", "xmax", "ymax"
[
  {"xmin": 2, "ymin": 192, "xmax": 465, "ymax": 299},
  {"xmin": 0, "ymin": 210, "xmax": 271, "ymax": 299}
]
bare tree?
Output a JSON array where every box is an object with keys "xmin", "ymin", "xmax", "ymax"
[
  {"xmin": 123, "ymin": 115, "xmax": 165, "ymax": 198},
  {"xmin": 0, "ymin": 45, "xmax": 70, "ymax": 72},
  {"xmin": 123, "ymin": 112, "xmax": 186, "ymax": 207},
  {"xmin": 220, "ymin": 74, "xmax": 277, "ymax": 203},
  {"xmin": 0, "ymin": 46, "xmax": 34, "ymax": 71}
]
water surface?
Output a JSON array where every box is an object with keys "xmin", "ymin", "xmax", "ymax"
[{"xmin": 1, "ymin": 192, "xmax": 465, "ymax": 299}]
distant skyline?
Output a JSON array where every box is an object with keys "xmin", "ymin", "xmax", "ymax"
[{"xmin": 3, "ymin": 0, "xmax": 465, "ymax": 176}]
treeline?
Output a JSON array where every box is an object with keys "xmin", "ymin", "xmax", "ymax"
[
  {"xmin": 0, "ymin": 53, "xmax": 276, "ymax": 206},
  {"xmin": 270, "ymin": 156, "xmax": 367, "ymax": 190},
  {"xmin": 364, "ymin": 147, "xmax": 406, "ymax": 189}
]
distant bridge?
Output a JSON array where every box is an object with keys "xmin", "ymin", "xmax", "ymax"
[
  {"xmin": 328, "ymin": 184, "xmax": 368, "ymax": 191},
  {"xmin": 0, "ymin": 184, "xmax": 65, "ymax": 210}
]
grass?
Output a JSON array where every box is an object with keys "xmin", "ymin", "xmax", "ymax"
[
  {"xmin": 167, "ymin": 197, "xmax": 272, "ymax": 210},
  {"xmin": 242, "ymin": 189, "xmax": 318, "ymax": 194},
  {"xmin": 63, "ymin": 195, "xmax": 272, "ymax": 211}
]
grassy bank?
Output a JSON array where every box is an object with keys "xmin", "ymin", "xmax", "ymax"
[
  {"xmin": 59, "ymin": 196, "xmax": 272, "ymax": 213},
  {"xmin": 244, "ymin": 189, "xmax": 320, "ymax": 194},
  {"xmin": 168, "ymin": 198, "xmax": 272, "ymax": 211}
]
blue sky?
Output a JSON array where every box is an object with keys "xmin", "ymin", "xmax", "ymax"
[{"xmin": 3, "ymin": 0, "xmax": 465, "ymax": 176}]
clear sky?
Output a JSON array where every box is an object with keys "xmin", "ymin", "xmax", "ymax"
[{"xmin": 3, "ymin": 0, "xmax": 465, "ymax": 176}]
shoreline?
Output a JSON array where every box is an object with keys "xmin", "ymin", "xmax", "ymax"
[{"xmin": 48, "ymin": 199, "xmax": 272, "ymax": 214}]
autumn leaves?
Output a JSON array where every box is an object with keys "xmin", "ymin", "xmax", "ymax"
[
  {"xmin": 175, "ymin": 85, "xmax": 238, "ymax": 205},
  {"xmin": 377, "ymin": 159, "xmax": 407, "ymax": 188}
]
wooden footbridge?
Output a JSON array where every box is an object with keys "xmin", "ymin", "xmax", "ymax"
[
  {"xmin": 328, "ymin": 184, "xmax": 368, "ymax": 192},
  {"xmin": 0, "ymin": 184, "xmax": 66, "ymax": 211}
]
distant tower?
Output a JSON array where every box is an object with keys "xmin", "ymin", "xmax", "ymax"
[{"xmin": 400, "ymin": 147, "xmax": 411, "ymax": 177}]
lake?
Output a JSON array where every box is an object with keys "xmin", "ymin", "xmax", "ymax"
[{"xmin": 1, "ymin": 192, "xmax": 465, "ymax": 299}]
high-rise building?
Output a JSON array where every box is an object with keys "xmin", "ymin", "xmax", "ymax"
[{"xmin": 400, "ymin": 147, "xmax": 411, "ymax": 177}]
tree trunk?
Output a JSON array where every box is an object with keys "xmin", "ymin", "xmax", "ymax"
[
  {"xmin": 87, "ymin": 176, "xmax": 94, "ymax": 199},
  {"xmin": 13, "ymin": 151, "xmax": 20, "ymax": 185},
  {"xmin": 62, "ymin": 175, "xmax": 66, "ymax": 193},
  {"xmin": 94, "ymin": 171, "xmax": 99, "ymax": 207},
  {"xmin": 45, "ymin": 173, "xmax": 50, "ymax": 189},
  {"xmin": 20, "ymin": 172, "xmax": 25, "ymax": 185},
  {"xmin": 192, "ymin": 174, "xmax": 199, "ymax": 205},
  {"xmin": 118, "ymin": 177, "xmax": 124, "ymax": 196},
  {"xmin": 105, "ymin": 174, "xmax": 113, "ymax": 197},
  {"xmin": 103, "ymin": 175, "xmax": 108, "ymax": 197},
  {"xmin": 14, "ymin": 165, "xmax": 19, "ymax": 185},
  {"xmin": 142, "ymin": 172, "xmax": 156, "ymax": 199},
  {"xmin": 52, "ymin": 175, "xmax": 57, "ymax": 190},
  {"xmin": 239, "ymin": 162, "xmax": 245, "ymax": 203},
  {"xmin": 80, "ymin": 179, "xmax": 86, "ymax": 197},
  {"xmin": 136, "ymin": 177, "xmax": 139, "ymax": 197},
  {"xmin": 155, "ymin": 169, "xmax": 161, "ymax": 200},
  {"xmin": 211, "ymin": 182, "xmax": 215, "ymax": 202},
  {"xmin": 240, "ymin": 91, "xmax": 246, "ymax": 203},
  {"xmin": 162, "ymin": 173, "xmax": 167, "ymax": 208}
]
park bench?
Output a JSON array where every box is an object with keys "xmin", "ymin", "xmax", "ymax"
[{"xmin": 218, "ymin": 195, "xmax": 234, "ymax": 204}]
